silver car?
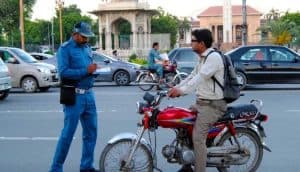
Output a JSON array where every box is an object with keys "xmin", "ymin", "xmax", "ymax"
[
  {"xmin": 0, "ymin": 58, "xmax": 11, "ymax": 100},
  {"xmin": 92, "ymin": 52, "xmax": 140, "ymax": 85},
  {"xmin": 0, "ymin": 47, "xmax": 59, "ymax": 92}
]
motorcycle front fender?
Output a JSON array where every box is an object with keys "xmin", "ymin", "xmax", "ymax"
[{"xmin": 107, "ymin": 132, "xmax": 152, "ymax": 153}]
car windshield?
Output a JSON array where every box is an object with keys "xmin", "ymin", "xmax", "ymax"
[
  {"xmin": 93, "ymin": 52, "xmax": 117, "ymax": 62},
  {"xmin": 11, "ymin": 48, "xmax": 38, "ymax": 63}
]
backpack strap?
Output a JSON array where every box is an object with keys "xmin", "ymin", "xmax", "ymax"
[
  {"xmin": 204, "ymin": 50, "xmax": 225, "ymax": 91},
  {"xmin": 212, "ymin": 76, "xmax": 224, "ymax": 90}
]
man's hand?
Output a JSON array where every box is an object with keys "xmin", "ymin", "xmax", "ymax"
[
  {"xmin": 168, "ymin": 87, "xmax": 183, "ymax": 98},
  {"xmin": 87, "ymin": 63, "xmax": 97, "ymax": 74}
]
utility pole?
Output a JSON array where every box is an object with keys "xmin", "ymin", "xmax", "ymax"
[
  {"xmin": 19, "ymin": 0, "xmax": 25, "ymax": 49},
  {"xmin": 242, "ymin": 0, "xmax": 247, "ymax": 45},
  {"xmin": 56, "ymin": 0, "xmax": 64, "ymax": 45},
  {"xmin": 51, "ymin": 17, "xmax": 55, "ymax": 52}
]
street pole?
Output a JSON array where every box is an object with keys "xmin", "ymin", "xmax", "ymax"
[
  {"xmin": 19, "ymin": 0, "xmax": 25, "ymax": 49},
  {"xmin": 242, "ymin": 0, "xmax": 247, "ymax": 45},
  {"xmin": 51, "ymin": 18, "xmax": 55, "ymax": 52},
  {"xmin": 56, "ymin": 0, "xmax": 64, "ymax": 45}
]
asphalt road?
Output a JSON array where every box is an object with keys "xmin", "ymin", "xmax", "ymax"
[{"xmin": 0, "ymin": 84, "xmax": 300, "ymax": 172}]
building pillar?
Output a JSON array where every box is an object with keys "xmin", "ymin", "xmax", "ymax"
[
  {"xmin": 105, "ymin": 31, "xmax": 112, "ymax": 50},
  {"xmin": 98, "ymin": 17, "xmax": 102, "ymax": 50},
  {"xmin": 214, "ymin": 25, "xmax": 218, "ymax": 43},
  {"xmin": 232, "ymin": 25, "xmax": 236, "ymax": 43},
  {"xmin": 105, "ymin": 15, "xmax": 112, "ymax": 50},
  {"xmin": 131, "ymin": 17, "xmax": 137, "ymax": 51},
  {"xmin": 113, "ymin": 32, "xmax": 119, "ymax": 49}
]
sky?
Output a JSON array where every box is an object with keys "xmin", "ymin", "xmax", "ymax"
[{"xmin": 32, "ymin": 0, "xmax": 300, "ymax": 20}]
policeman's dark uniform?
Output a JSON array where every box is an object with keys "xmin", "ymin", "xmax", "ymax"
[{"xmin": 50, "ymin": 22, "xmax": 98, "ymax": 172}]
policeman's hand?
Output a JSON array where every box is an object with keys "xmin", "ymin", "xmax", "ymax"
[
  {"xmin": 87, "ymin": 63, "xmax": 97, "ymax": 74},
  {"xmin": 168, "ymin": 87, "xmax": 182, "ymax": 98}
]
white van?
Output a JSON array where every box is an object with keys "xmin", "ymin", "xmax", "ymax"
[{"xmin": 0, "ymin": 47, "xmax": 58, "ymax": 92}]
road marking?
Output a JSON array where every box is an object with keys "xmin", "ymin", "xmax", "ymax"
[
  {"xmin": 0, "ymin": 137, "xmax": 76, "ymax": 141},
  {"xmin": 0, "ymin": 110, "xmax": 105, "ymax": 113},
  {"xmin": 286, "ymin": 110, "xmax": 300, "ymax": 112}
]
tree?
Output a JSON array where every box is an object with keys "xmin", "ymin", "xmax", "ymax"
[
  {"xmin": 53, "ymin": 4, "xmax": 96, "ymax": 45},
  {"xmin": 258, "ymin": 9, "xmax": 299, "ymax": 46},
  {"xmin": 151, "ymin": 7, "xmax": 179, "ymax": 48},
  {"xmin": 0, "ymin": 0, "xmax": 36, "ymax": 46},
  {"xmin": 281, "ymin": 12, "xmax": 300, "ymax": 46}
]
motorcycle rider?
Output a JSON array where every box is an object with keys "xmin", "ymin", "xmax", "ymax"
[
  {"xmin": 168, "ymin": 29, "xmax": 227, "ymax": 172},
  {"xmin": 148, "ymin": 42, "xmax": 164, "ymax": 85}
]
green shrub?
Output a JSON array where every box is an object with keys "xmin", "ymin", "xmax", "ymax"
[
  {"xmin": 130, "ymin": 58, "xmax": 148, "ymax": 66},
  {"xmin": 128, "ymin": 53, "xmax": 138, "ymax": 61},
  {"xmin": 128, "ymin": 54, "xmax": 148, "ymax": 66}
]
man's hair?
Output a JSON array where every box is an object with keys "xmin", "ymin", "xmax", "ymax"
[
  {"xmin": 152, "ymin": 42, "xmax": 159, "ymax": 48},
  {"xmin": 192, "ymin": 29, "xmax": 213, "ymax": 48}
]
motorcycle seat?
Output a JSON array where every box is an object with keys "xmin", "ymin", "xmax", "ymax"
[{"xmin": 218, "ymin": 104, "xmax": 258, "ymax": 122}]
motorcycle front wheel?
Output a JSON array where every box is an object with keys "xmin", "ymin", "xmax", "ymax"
[
  {"xmin": 217, "ymin": 128, "xmax": 263, "ymax": 172},
  {"xmin": 137, "ymin": 73, "xmax": 155, "ymax": 91},
  {"xmin": 99, "ymin": 139, "xmax": 154, "ymax": 172}
]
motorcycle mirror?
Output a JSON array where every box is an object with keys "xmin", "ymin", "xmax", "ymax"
[{"xmin": 143, "ymin": 92, "xmax": 155, "ymax": 104}]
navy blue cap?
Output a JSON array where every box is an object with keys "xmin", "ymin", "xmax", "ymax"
[{"xmin": 73, "ymin": 22, "xmax": 95, "ymax": 37}]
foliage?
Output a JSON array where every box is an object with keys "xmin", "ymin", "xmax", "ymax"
[
  {"xmin": 151, "ymin": 7, "xmax": 179, "ymax": 48},
  {"xmin": 25, "ymin": 19, "xmax": 51, "ymax": 45},
  {"xmin": 129, "ymin": 58, "xmax": 148, "ymax": 66},
  {"xmin": 0, "ymin": 0, "xmax": 36, "ymax": 46},
  {"xmin": 54, "ymin": 4, "xmax": 97, "ymax": 45},
  {"xmin": 258, "ymin": 10, "xmax": 300, "ymax": 46},
  {"xmin": 268, "ymin": 20, "xmax": 295, "ymax": 45},
  {"xmin": 128, "ymin": 53, "xmax": 147, "ymax": 66},
  {"xmin": 281, "ymin": 12, "xmax": 300, "ymax": 46},
  {"xmin": 128, "ymin": 53, "xmax": 138, "ymax": 61}
]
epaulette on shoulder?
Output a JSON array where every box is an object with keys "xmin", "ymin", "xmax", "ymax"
[{"xmin": 61, "ymin": 41, "xmax": 70, "ymax": 48}]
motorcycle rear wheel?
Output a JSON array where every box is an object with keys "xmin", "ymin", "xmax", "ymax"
[
  {"xmin": 99, "ymin": 139, "xmax": 153, "ymax": 172},
  {"xmin": 216, "ymin": 128, "xmax": 263, "ymax": 172},
  {"xmin": 137, "ymin": 73, "xmax": 155, "ymax": 91}
]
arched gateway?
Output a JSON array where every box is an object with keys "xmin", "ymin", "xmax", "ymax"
[{"xmin": 91, "ymin": 0, "xmax": 158, "ymax": 57}]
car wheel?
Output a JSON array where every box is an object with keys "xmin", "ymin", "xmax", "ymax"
[
  {"xmin": 114, "ymin": 70, "xmax": 130, "ymax": 86},
  {"xmin": 236, "ymin": 71, "xmax": 247, "ymax": 90},
  {"xmin": 40, "ymin": 87, "xmax": 50, "ymax": 92},
  {"xmin": 0, "ymin": 90, "xmax": 9, "ymax": 100},
  {"xmin": 21, "ymin": 77, "xmax": 38, "ymax": 93}
]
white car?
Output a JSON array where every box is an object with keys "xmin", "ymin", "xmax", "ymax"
[{"xmin": 0, "ymin": 47, "xmax": 59, "ymax": 93}]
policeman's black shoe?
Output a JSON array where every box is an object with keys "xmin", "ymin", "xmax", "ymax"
[
  {"xmin": 80, "ymin": 168, "xmax": 100, "ymax": 172},
  {"xmin": 177, "ymin": 165, "xmax": 194, "ymax": 172}
]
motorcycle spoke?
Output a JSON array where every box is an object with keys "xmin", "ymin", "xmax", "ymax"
[
  {"xmin": 221, "ymin": 132, "xmax": 260, "ymax": 172},
  {"xmin": 102, "ymin": 140, "xmax": 152, "ymax": 172}
]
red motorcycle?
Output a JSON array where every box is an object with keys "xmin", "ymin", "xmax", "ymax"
[{"xmin": 99, "ymin": 91, "xmax": 271, "ymax": 172}]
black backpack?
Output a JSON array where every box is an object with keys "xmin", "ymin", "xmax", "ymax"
[{"xmin": 205, "ymin": 50, "xmax": 240, "ymax": 103}]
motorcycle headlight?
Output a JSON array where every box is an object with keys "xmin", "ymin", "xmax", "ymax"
[
  {"xmin": 37, "ymin": 67, "xmax": 51, "ymax": 74},
  {"xmin": 136, "ymin": 101, "xmax": 147, "ymax": 114}
]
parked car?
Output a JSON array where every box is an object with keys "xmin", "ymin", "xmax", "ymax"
[
  {"xmin": 225, "ymin": 45, "xmax": 300, "ymax": 89},
  {"xmin": 92, "ymin": 51, "xmax": 140, "ymax": 85},
  {"xmin": 0, "ymin": 58, "xmax": 11, "ymax": 100},
  {"xmin": 168, "ymin": 47, "xmax": 198, "ymax": 74},
  {"xmin": 30, "ymin": 52, "xmax": 54, "ymax": 61},
  {"xmin": 0, "ymin": 47, "xmax": 59, "ymax": 92}
]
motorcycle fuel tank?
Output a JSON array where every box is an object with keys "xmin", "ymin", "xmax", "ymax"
[{"xmin": 157, "ymin": 107, "xmax": 197, "ymax": 128}]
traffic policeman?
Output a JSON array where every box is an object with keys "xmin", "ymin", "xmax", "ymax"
[{"xmin": 49, "ymin": 22, "xmax": 99, "ymax": 172}]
